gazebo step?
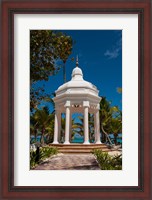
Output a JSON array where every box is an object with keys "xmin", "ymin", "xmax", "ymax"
[
  {"xmin": 49, "ymin": 143, "xmax": 111, "ymax": 154},
  {"xmin": 59, "ymin": 149, "xmax": 110, "ymax": 154},
  {"xmin": 57, "ymin": 146, "xmax": 108, "ymax": 150},
  {"xmin": 50, "ymin": 143, "xmax": 107, "ymax": 147}
]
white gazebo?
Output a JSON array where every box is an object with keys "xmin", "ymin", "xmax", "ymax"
[{"xmin": 53, "ymin": 57, "xmax": 101, "ymax": 145}]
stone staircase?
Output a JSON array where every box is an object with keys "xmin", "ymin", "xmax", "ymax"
[{"xmin": 50, "ymin": 143, "xmax": 111, "ymax": 154}]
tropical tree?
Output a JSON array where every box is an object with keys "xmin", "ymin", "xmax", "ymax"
[
  {"xmin": 73, "ymin": 116, "xmax": 84, "ymax": 137},
  {"xmin": 117, "ymin": 87, "xmax": 122, "ymax": 94},
  {"xmin": 72, "ymin": 114, "xmax": 95, "ymax": 143},
  {"xmin": 99, "ymin": 97, "xmax": 122, "ymax": 145},
  {"xmin": 89, "ymin": 114, "xmax": 95, "ymax": 142},
  {"xmin": 59, "ymin": 98, "xmax": 122, "ymax": 145},
  {"xmin": 110, "ymin": 108, "xmax": 122, "ymax": 144},
  {"xmin": 54, "ymin": 33, "xmax": 73, "ymax": 83},
  {"xmin": 60, "ymin": 117, "xmax": 65, "ymax": 142},
  {"xmin": 99, "ymin": 97, "xmax": 113, "ymax": 144},
  {"xmin": 30, "ymin": 30, "xmax": 73, "ymax": 111},
  {"xmin": 30, "ymin": 115, "xmax": 39, "ymax": 143},
  {"xmin": 33, "ymin": 107, "xmax": 53, "ymax": 145},
  {"xmin": 30, "ymin": 85, "xmax": 54, "ymax": 112},
  {"xmin": 30, "ymin": 30, "xmax": 73, "ymax": 83},
  {"xmin": 110, "ymin": 118, "xmax": 122, "ymax": 145},
  {"xmin": 60, "ymin": 116, "xmax": 78, "ymax": 142},
  {"xmin": 45, "ymin": 114, "xmax": 55, "ymax": 143}
]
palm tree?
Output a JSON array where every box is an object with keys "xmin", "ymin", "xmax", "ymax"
[
  {"xmin": 99, "ymin": 97, "xmax": 122, "ymax": 146},
  {"xmin": 73, "ymin": 116, "xmax": 84, "ymax": 137},
  {"xmin": 110, "ymin": 118, "xmax": 122, "ymax": 145},
  {"xmin": 60, "ymin": 116, "xmax": 78, "ymax": 142},
  {"xmin": 72, "ymin": 114, "xmax": 95, "ymax": 143},
  {"xmin": 110, "ymin": 109, "xmax": 122, "ymax": 145},
  {"xmin": 60, "ymin": 117, "xmax": 65, "ymax": 142},
  {"xmin": 45, "ymin": 114, "xmax": 55, "ymax": 143},
  {"xmin": 99, "ymin": 97, "xmax": 113, "ymax": 144},
  {"xmin": 30, "ymin": 115, "xmax": 39, "ymax": 143},
  {"xmin": 34, "ymin": 106, "xmax": 53, "ymax": 145},
  {"xmin": 89, "ymin": 114, "xmax": 95, "ymax": 142}
]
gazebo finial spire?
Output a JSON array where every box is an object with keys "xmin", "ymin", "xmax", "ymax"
[{"xmin": 76, "ymin": 55, "xmax": 79, "ymax": 67}]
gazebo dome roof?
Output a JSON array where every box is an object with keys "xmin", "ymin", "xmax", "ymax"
[
  {"xmin": 54, "ymin": 57, "xmax": 101, "ymax": 104},
  {"xmin": 57, "ymin": 78, "xmax": 97, "ymax": 91},
  {"xmin": 72, "ymin": 66, "xmax": 83, "ymax": 77}
]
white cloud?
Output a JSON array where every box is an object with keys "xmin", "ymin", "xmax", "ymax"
[
  {"xmin": 104, "ymin": 38, "xmax": 122, "ymax": 59},
  {"xmin": 104, "ymin": 48, "xmax": 119, "ymax": 59}
]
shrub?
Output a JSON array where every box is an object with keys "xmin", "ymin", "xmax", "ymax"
[
  {"xmin": 92, "ymin": 149, "xmax": 122, "ymax": 170},
  {"xmin": 40, "ymin": 146, "xmax": 58, "ymax": 160},
  {"xmin": 30, "ymin": 150, "xmax": 38, "ymax": 168},
  {"xmin": 30, "ymin": 146, "xmax": 58, "ymax": 169}
]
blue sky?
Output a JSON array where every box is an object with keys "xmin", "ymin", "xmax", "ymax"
[{"xmin": 35, "ymin": 30, "xmax": 122, "ymax": 112}]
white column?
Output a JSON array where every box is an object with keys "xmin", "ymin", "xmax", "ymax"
[
  {"xmin": 95, "ymin": 106, "xmax": 101, "ymax": 144},
  {"xmin": 69, "ymin": 112, "xmax": 72, "ymax": 142},
  {"xmin": 53, "ymin": 111, "xmax": 59, "ymax": 144},
  {"xmin": 58, "ymin": 112, "xmax": 61, "ymax": 143},
  {"xmin": 64, "ymin": 101, "xmax": 71, "ymax": 144},
  {"xmin": 83, "ymin": 101, "xmax": 90, "ymax": 144}
]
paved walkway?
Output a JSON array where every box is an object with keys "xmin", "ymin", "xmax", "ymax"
[{"xmin": 34, "ymin": 154, "xmax": 100, "ymax": 170}]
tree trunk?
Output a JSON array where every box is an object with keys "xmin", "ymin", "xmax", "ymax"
[
  {"xmin": 63, "ymin": 62, "xmax": 66, "ymax": 83},
  {"xmin": 114, "ymin": 134, "xmax": 117, "ymax": 145},
  {"xmin": 101, "ymin": 125, "xmax": 113, "ymax": 146},
  {"xmin": 100, "ymin": 117, "xmax": 106, "ymax": 143},
  {"xmin": 35, "ymin": 147, "xmax": 40, "ymax": 163},
  {"xmin": 41, "ymin": 127, "xmax": 45, "ymax": 145},
  {"xmin": 101, "ymin": 131, "xmax": 106, "ymax": 143},
  {"xmin": 34, "ymin": 129, "xmax": 37, "ymax": 143}
]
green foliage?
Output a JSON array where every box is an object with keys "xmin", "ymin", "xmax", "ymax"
[
  {"xmin": 88, "ymin": 113, "xmax": 95, "ymax": 142},
  {"xmin": 110, "ymin": 117, "xmax": 122, "ymax": 145},
  {"xmin": 30, "ymin": 106, "xmax": 55, "ymax": 144},
  {"xmin": 30, "ymin": 150, "xmax": 38, "ymax": 168},
  {"xmin": 30, "ymin": 146, "xmax": 58, "ymax": 169},
  {"xmin": 117, "ymin": 87, "xmax": 122, "ymax": 94},
  {"xmin": 100, "ymin": 97, "xmax": 122, "ymax": 144},
  {"xmin": 100, "ymin": 97, "xmax": 113, "ymax": 133},
  {"xmin": 70, "ymin": 98, "xmax": 122, "ymax": 145},
  {"xmin": 30, "ymin": 30, "xmax": 73, "ymax": 83},
  {"xmin": 30, "ymin": 86, "xmax": 53, "ymax": 111},
  {"xmin": 40, "ymin": 146, "xmax": 58, "ymax": 159},
  {"xmin": 55, "ymin": 33, "xmax": 73, "ymax": 83},
  {"xmin": 55, "ymin": 33, "xmax": 73, "ymax": 64},
  {"xmin": 73, "ymin": 114, "xmax": 95, "ymax": 142},
  {"xmin": 60, "ymin": 117, "xmax": 76, "ymax": 142},
  {"xmin": 92, "ymin": 149, "xmax": 122, "ymax": 170},
  {"xmin": 30, "ymin": 30, "xmax": 73, "ymax": 111}
]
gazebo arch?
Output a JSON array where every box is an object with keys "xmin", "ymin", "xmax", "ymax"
[{"xmin": 53, "ymin": 57, "xmax": 101, "ymax": 145}]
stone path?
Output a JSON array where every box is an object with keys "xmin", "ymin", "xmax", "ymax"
[{"xmin": 34, "ymin": 154, "xmax": 100, "ymax": 170}]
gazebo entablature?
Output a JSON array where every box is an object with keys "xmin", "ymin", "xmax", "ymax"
[
  {"xmin": 54, "ymin": 94, "xmax": 101, "ymax": 114},
  {"xmin": 54, "ymin": 101, "xmax": 100, "ymax": 114}
]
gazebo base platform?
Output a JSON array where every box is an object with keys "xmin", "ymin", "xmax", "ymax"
[{"xmin": 49, "ymin": 143, "xmax": 111, "ymax": 154}]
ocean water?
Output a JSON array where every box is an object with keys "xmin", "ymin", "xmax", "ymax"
[
  {"xmin": 30, "ymin": 136, "xmax": 47, "ymax": 143},
  {"xmin": 30, "ymin": 136, "xmax": 122, "ymax": 144},
  {"xmin": 71, "ymin": 137, "xmax": 122, "ymax": 144},
  {"xmin": 117, "ymin": 138, "xmax": 122, "ymax": 143},
  {"xmin": 71, "ymin": 138, "xmax": 84, "ymax": 143}
]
